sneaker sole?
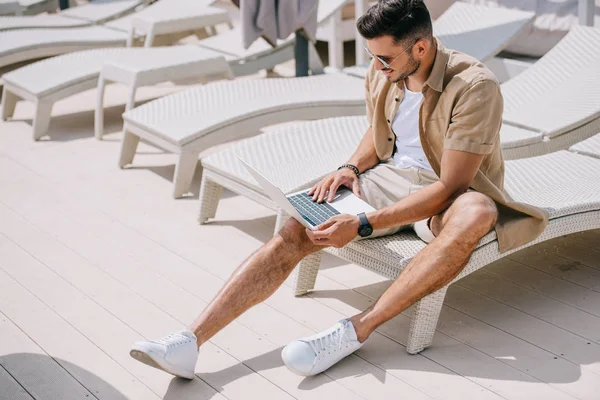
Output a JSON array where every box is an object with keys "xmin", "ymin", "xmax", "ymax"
[{"xmin": 129, "ymin": 349, "xmax": 195, "ymax": 380}]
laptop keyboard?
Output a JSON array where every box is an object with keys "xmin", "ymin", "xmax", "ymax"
[{"xmin": 288, "ymin": 192, "xmax": 340, "ymax": 227}]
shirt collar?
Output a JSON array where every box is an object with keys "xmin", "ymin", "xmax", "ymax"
[{"xmin": 423, "ymin": 37, "xmax": 449, "ymax": 93}]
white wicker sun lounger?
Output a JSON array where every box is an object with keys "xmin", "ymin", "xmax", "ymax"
[
  {"xmin": 0, "ymin": 0, "xmax": 145, "ymax": 31},
  {"xmin": 197, "ymin": 116, "xmax": 600, "ymax": 355},
  {"xmin": 0, "ymin": 0, "xmax": 346, "ymax": 144},
  {"xmin": 112, "ymin": 3, "xmax": 533, "ymax": 198},
  {"xmin": 570, "ymin": 132, "xmax": 600, "ymax": 159},
  {"xmin": 0, "ymin": 1, "xmax": 231, "ymax": 137},
  {"xmin": 0, "ymin": 0, "xmax": 226, "ymax": 71},
  {"xmin": 499, "ymin": 26, "xmax": 600, "ymax": 160}
]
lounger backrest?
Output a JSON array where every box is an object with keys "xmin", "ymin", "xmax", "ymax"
[
  {"xmin": 434, "ymin": 2, "xmax": 535, "ymax": 62},
  {"xmin": 501, "ymin": 26, "xmax": 600, "ymax": 136}
]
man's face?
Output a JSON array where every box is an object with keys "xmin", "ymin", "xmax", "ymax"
[{"xmin": 366, "ymin": 35, "xmax": 422, "ymax": 83}]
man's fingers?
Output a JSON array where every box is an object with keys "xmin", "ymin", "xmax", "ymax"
[
  {"xmin": 305, "ymin": 229, "xmax": 332, "ymax": 245},
  {"xmin": 316, "ymin": 219, "xmax": 336, "ymax": 231},
  {"xmin": 308, "ymin": 225, "xmax": 336, "ymax": 239},
  {"xmin": 327, "ymin": 180, "xmax": 342, "ymax": 202},
  {"xmin": 312, "ymin": 178, "xmax": 331, "ymax": 201}
]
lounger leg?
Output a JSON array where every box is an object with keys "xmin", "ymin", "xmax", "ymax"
[
  {"xmin": 206, "ymin": 26, "xmax": 217, "ymax": 36},
  {"xmin": 118, "ymin": 129, "xmax": 140, "ymax": 168},
  {"xmin": 293, "ymin": 252, "xmax": 323, "ymax": 296},
  {"xmin": 274, "ymin": 208, "xmax": 289, "ymax": 234},
  {"xmin": 308, "ymin": 42, "xmax": 325, "ymax": 75},
  {"xmin": 172, "ymin": 151, "xmax": 200, "ymax": 199},
  {"xmin": 32, "ymin": 100, "xmax": 53, "ymax": 141},
  {"xmin": 406, "ymin": 286, "xmax": 448, "ymax": 354},
  {"xmin": 143, "ymin": 29, "xmax": 156, "ymax": 48},
  {"xmin": 326, "ymin": 10, "xmax": 344, "ymax": 70},
  {"xmin": 197, "ymin": 174, "xmax": 223, "ymax": 224},
  {"xmin": 1, "ymin": 89, "xmax": 18, "ymax": 120},
  {"xmin": 125, "ymin": 84, "xmax": 138, "ymax": 111},
  {"xmin": 94, "ymin": 75, "xmax": 107, "ymax": 140}
]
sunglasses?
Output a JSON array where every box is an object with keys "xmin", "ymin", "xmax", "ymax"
[{"xmin": 364, "ymin": 39, "xmax": 419, "ymax": 69}]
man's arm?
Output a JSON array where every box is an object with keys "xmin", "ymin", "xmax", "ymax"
[
  {"xmin": 347, "ymin": 126, "xmax": 380, "ymax": 174},
  {"xmin": 309, "ymin": 126, "xmax": 379, "ymax": 202},
  {"xmin": 366, "ymin": 149, "xmax": 484, "ymax": 230}
]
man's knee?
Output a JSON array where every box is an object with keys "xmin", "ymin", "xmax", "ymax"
[
  {"xmin": 277, "ymin": 218, "xmax": 317, "ymax": 253},
  {"xmin": 447, "ymin": 192, "xmax": 498, "ymax": 234}
]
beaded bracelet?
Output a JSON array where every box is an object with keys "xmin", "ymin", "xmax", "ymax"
[{"xmin": 337, "ymin": 164, "xmax": 360, "ymax": 178}]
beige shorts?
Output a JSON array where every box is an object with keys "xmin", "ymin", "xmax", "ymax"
[{"xmin": 357, "ymin": 161, "xmax": 439, "ymax": 242}]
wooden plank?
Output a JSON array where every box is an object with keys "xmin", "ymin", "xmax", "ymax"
[
  {"xmin": 484, "ymin": 258, "xmax": 600, "ymax": 317},
  {"xmin": 0, "ymin": 206, "xmax": 290, "ymax": 400},
  {"xmin": 0, "ymin": 365, "xmax": 34, "ymax": 400},
  {"xmin": 532, "ymin": 237, "xmax": 600, "ymax": 271},
  {"xmin": 438, "ymin": 296, "xmax": 600, "ymax": 399},
  {"xmin": 0, "ymin": 153, "xmax": 436, "ymax": 400},
  {"xmin": 509, "ymin": 246, "xmax": 600, "ymax": 294},
  {"xmin": 445, "ymin": 283, "xmax": 600, "ymax": 377},
  {"xmin": 566, "ymin": 229, "xmax": 600, "ymax": 249},
  {"xmin": 0, "ymin": 186, "xmax": 373, "ymax": 400},
  {"xmin": 0, "ymin": 311, "xmax": 94, "ymax": 400},
  {"xmin": 0, "ymin": 153, "xmax": 488, "ymax": 400},
  {"xmin": 320, "ymin": 265, "xmax": 578, "ymax": 400},
  {"xmin": 459, "ymin": 270, "xmax": 600, "ymax": 345},
  {"xmin": 0, "ymin": 266, "xmax": 159, "ymax": 400}
]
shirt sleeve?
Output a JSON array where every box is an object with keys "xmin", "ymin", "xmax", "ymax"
[{"xmin": 443, "ymin": 79, "xmax": 503, "ymax": 155}]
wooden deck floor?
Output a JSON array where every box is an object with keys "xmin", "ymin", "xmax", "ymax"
[{"xmin": 1, "ymin": 80, "xmax": 600, "ymax": 400}]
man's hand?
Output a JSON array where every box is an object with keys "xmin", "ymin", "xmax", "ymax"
[
  {"xmin": 305, "ymin": 214, "xmax": 360, "ymax": 248},
  {"xmin": 307, "ymin": 168, "xmax": 361, "ymax": 203}
]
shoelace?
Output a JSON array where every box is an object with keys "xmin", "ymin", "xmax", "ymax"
[
  {"xmin": 155, "ymin": 333, "xmax": 192, "ymax": 348},
  {"xmin": 307, "ymin": 321, "xmax": 350, "ymax": 357}
]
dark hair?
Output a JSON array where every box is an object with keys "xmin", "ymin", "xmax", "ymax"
[{"xmin": 357, "ymin": 0, "xmax": 433, "ymax": 44}]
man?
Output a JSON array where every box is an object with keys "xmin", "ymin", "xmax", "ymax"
[{"xmin": 130, "ymin": 0, "xmax": 548, "ymax": 379}]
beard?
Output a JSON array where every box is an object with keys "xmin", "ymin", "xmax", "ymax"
[{"xmin": 389, "ymin": 55, "xmax": 421, "ymax": 83}]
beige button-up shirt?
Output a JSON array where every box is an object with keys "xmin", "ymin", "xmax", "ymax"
[{"xmin": 365, "ymin": 39, "xmax": 549, "ymax": 253}]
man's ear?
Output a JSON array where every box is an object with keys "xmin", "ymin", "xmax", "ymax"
[{"xmin": 415, "ymin": 38, "xmax": 429, "ymax": 58}]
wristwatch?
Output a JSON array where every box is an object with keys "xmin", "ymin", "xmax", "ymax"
[{"xmin": 357, "ymin": 212, "xmax": 373, "ymax": 237}]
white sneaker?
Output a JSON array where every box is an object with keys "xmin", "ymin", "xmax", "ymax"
[
  {"xmin": 281, "ymin": 319, "xmax": 363, "ymax": 376},
  {"xmin": 130, "ymin": 330, "xmax": 198, "ymax": 379}
]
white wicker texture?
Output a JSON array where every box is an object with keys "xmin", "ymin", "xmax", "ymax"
[
  {"xmin": 198, "ymin": 115, "xmax": 600, "ymax": 353},
  {"xmin": 503, "ymin": 117, "xmax": 600, "ymax": 160},
  {"xmin": 2, "ymin": 47, "xmax": 133, "ymax": 96},
  {"xmin": 0, "ymin": 26, "xmax": 127, "ymax": 68},
  {"xmin": 570, "ymin": 132, "xmax": 600, "ymax": 159},
  {"xmin": 61, "ymin": 0, "xmax": 143, "ymax": 23},
  {"xmin": 123, "ymin": 74, "xmax": 366, "ymax": 147},
  {"xmin": 432, "ymin": 2, "xmax": 534, "ymax": 62},
  {"xmin": 0, "ymin": 14, "xmax": 88, "ymax": 30},
  {"xmin": 501, "ymin": 27, "xmax": 600, "ymax": 138},
  {"xmin": 201, "ymin": 116, "xmax": 367, "ymax": 195},
  {"xmin": 103, "ymin": 0, "xmax": 221, "ymax": 37}
]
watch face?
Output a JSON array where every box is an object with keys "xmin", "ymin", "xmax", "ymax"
[{"xmin": 358, "ymin": 225, "xmax": 373, "ymax": 237}]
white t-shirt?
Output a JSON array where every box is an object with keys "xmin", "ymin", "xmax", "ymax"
[{"xmin": 391, "ymin": 86, "xmax": 433, "ymax": 171}]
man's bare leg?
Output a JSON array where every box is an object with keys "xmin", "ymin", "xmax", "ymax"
[
  {"xmin": 188, "ymin": 219, "xmax": 323, "ymax": 347},
  {"xmin": 349, "ymin": 192, "xmax": 498, "ymax": 342}
]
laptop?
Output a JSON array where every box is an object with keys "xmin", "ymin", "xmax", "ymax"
[{"xmin": 239, "ymin": 158, "xmax": 376, "ymax": 230}]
